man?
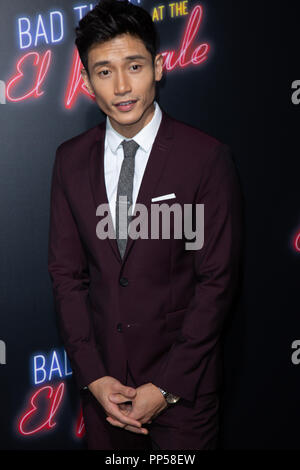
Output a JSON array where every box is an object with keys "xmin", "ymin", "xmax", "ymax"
[{"xmin": 48, "ymin": 0, "xmax": 243, "ymax": 450}]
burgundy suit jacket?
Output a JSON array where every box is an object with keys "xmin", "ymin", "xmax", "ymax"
[{"xmin": 48, "ymin": 108, "xmax": 243, "ymax": 403}]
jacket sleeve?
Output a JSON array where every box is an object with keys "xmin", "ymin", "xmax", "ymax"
[
  {"xmin": 48, "ymin": 145, "xmax": 108, "ymax": 389},
  {"xmin": 153, "ymin": 143, "xmax": 243, "ymax": 403}
]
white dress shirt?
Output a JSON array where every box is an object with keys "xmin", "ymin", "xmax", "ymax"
[{"xmin": 104, "ymin": 100, "xmax": 162, "ymax": 230}]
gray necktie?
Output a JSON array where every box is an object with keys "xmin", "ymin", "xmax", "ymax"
[{"xmin": 115, "ymin": 139, "xmax": 139, "ymax": 259}]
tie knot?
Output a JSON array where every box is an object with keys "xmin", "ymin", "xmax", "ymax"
[{"xmin": 121, "ymin": 139, "xmax": 139, "ymax": 158}]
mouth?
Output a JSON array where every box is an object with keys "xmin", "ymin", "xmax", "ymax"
[{"xmin": 114, "ymin": 100, "xmax": 138, "ymax": 112}]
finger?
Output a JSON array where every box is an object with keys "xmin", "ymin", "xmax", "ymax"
[
  {"xmin": 108, "ymin": 393, "xmax": 132, "ymax": 404},
  {"xmin": 106, "ymin": 414, "xmax": 148, "ymax": 433},
  {"xmin": 109, "ymin": 406, "xmax": 142, "ymax": 428},
  {"xmin": 113, "ymin": 383, "xmax": 137, "ymax": 398},
  {"xmin": 106, "ymin": 417, "xmax": 148, "ymax": 435},
  {"xmin": 106, "ymin": 416, "xmax": 124, "ymax": 429},
  {"xmin": 125, "ymin": 425, "xmax": 149, "ymax": 435}
]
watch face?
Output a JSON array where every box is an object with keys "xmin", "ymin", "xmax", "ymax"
[{"xmin": 166, "ymin": 393, "xmax": 180, "ymax": 404}]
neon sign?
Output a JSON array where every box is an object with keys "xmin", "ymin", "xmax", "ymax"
[
  {"xmin": 73, "ymin": 4, "xmax": 96, "ymax": 21},
  {"xmin": 7, "ymin": 5, "xmax": 209, "ymax": 109},
  {"xmin": 18, "ymin": 12, "xmax": 64, "ymax": 49},
  {"xmin": 6, "ymin": 51, "xmax": 52, "ymax": 102},
  {"xmin": 32, "ymin": 349, "xmax": 73, "ymax": 385},
  {"xmin": 76, "ymin": 407, "xmax": 85, "ymax": 438},
  {"xmin": 65, "ymin": 47, "xmax": 95, "ymax": 109},
  {"xmin": 293, "ymin": 230, "xmax": 300, "ymax": 252},
  {"xmin": 161, "ymin": 5, "xmax": 208, "ymax": 70},
  {"xmin": 73, "ymin": 0, "xmax": 142, "ymax": 22},
  {"xmin": 18, "ymin": 382, "xmax": 85, "ymax": 438},
  {"xmin": 17, "ymin": 348, "xmax": 85, "ymax": 438},
  {"xmin": 17, "ymin": 1, "xmax": 143, "ymax": 48},
  {"xmin": 19, "ymin": 382, "xmax": 65, "ymax": 436}
]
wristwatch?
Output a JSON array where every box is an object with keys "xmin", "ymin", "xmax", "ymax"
[{"xmin": 158, "ymin": 387, "xmax": 181, "ymax": 405}]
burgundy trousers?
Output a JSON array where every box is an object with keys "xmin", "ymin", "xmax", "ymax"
[{"xmin": 80, "ymin": 362, "xmax": 220, "ymax": 450}]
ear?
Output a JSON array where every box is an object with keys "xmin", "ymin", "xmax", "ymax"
[
  {"xmin": 154, "ymin": 54, "xmax": 164, "ymax": 82},
  {"xmin": 81, "ymin": 68, "xmax": 94, "ymax": 95}
]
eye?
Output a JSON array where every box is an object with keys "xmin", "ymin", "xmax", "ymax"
[
  {"xmin": 98, "ymin": 69, "xmax": 110, "ymax": 77},
  {"xmin": 130, "ymin": 64, "xmax": 141, "ymax": 71}
]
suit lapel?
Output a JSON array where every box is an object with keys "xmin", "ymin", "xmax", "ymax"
[
  {"xmin": 89, "ymin": 109, "xmax": 174, "ymax": 265},
  {"xmin": 89, "ymin": 121, "xmax": 122, "ymax": 263}
]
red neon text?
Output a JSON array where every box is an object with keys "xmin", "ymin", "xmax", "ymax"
[
  {"xmin": 294, "ymin": 231, "xmax": 300, "ymax": 252},
  {"xmin": 18, "ymin": 382, "xmax": 65, "ymax": 436},
  {"xmin": 65, "ymin": 47, "xmax": 95, "ymax": 109},
  {"xmin": 76, "ymin": 407, "xmax": 85, "ymax": 438},
  {"xmin": 162, "ymin": 5, "xmax": 209, "ymax": 70},
  {"xmin": 6, "ymin": 50, "xmax": 52, "ymax": 102},
  {"xmin": 18, "ymin": 381, "xmax": 85, "ymax": 437}
]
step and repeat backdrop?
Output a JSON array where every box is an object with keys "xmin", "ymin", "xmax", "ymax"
[{"xmin": 0, "ymin": 0, "xmax": 299, "ymax": 450}]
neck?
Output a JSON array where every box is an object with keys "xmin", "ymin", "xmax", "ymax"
[{"xmin": 109, "ymin": 102, "xmax": 155, "ymax": 138}]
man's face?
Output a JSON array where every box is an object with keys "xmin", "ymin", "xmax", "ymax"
[{"xmin": 81, "ymin": 33, "xmax": 163, "ymax": 138}]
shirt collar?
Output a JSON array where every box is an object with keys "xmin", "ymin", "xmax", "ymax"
[{"xmin": 105, "ymin": 100, "xmax": 162, "ymax": 154}]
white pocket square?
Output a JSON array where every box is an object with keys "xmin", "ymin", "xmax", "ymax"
[{"xmin": 151, "ymin": 193, "xmax": 176, "ymax": 202}]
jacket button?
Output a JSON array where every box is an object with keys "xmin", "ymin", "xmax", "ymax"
[
  {"xmin": 117, "ymin": 323, "xmax": 123, "ymax": 332},
  {"xmin": 119, "ymin": 277, "xmax": 129, "ymax": 287}
]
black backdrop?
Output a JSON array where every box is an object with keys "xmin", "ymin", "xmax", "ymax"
[{"xmin": 0, "ymin": 0, "xmax": 299, "ymax": 450}]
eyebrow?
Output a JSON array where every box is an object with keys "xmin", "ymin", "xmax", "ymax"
[{"xmin": 92, "ymin": 55, "xmax": 148, "ymax": 69}]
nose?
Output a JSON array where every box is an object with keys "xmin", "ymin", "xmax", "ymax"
[{"xmin": 114, "ymin": 70, "xmax": 131, "ymax": 95}]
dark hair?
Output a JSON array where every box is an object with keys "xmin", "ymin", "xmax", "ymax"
[{"xmin": 75, "ymin": 0, "xmax": 158, "ymax": 73}]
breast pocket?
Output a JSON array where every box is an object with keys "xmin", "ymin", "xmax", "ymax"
[
  {"xmin": 166, "ymin": 307, "xmax": 187, "ymax": 332},
  {"xmin": 149, "ymin": 201, "xmax": 184, "ymax": 241}
]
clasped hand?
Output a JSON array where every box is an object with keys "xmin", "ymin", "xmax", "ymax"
[
  {"xmin": 88, "ymin": 376, "xmax": 167, "ymax": 435},
  {"xmin": 107, "ymin": 382, "xmax": 168, "ymax": 434}
]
